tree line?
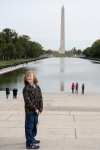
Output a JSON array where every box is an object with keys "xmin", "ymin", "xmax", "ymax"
[
  {"xmin": 83, "ymin": 39, "xmax": 100, "ymax": 58},
  {"xmin": 0, "ymin": 28, "xmax": 44, "ymax": 60}
]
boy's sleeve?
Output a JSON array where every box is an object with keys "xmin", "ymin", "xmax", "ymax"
[
  {"xmin": 23, "ymin": 87, "xmax": 37, "ymax": 111},
  {"xmin": 38, "ymin": 87, "xmax": 43, "ymax": 113}
]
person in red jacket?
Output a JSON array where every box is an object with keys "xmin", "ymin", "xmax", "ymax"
[{"xmin": 71, "ymin": 83, "xmax": 75, "ymax": 93}]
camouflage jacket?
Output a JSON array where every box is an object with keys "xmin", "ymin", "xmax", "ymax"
[{"xmin": 23, "ymin": 83, "xmax": 43, "ymax": 114}]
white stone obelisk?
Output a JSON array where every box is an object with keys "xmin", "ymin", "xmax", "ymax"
[{"xmin": 59, "ymin": 5, "xmax": 65, "ymax": 54}]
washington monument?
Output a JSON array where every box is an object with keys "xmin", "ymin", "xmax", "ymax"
[{"xmin": 59, "ymin": 6, "xmax": 65, "ymax": 54}]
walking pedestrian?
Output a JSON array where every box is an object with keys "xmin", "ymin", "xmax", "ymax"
[
  {"xmin": 71, "ymin": 83, "xmax": 75, "ymax": 93},
  {"xmin": 81, "ymin": 84, "xmax": 85, "ymax": 94},
  {"xmin": 75, "ymin": 82, "xmax": 79, "ymax": 94},
  {"xmin": 12, "ymin": 88, "xmax": 18, "ymax": 99},
  {"xmin": 23, "ymin": 71, "xmax": 43, "ymax": 149},
  {"xmin": 6, "ymin": 86, "xmax": 10, "ymax": 99}
]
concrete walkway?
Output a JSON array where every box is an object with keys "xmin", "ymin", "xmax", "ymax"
[{"xmin": 0, "ymin": 92, "xmax": 100, "ymax": 150}]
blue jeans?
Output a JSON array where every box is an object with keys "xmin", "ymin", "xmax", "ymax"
[
  {"xmin": 25, "ymin": 113, "xmax": 38, "ymax": 147},
  {"xmin": 72, "ymin": 88, "xmax": 74, "ymax": 93},
  {"xmin": 13, "ymin": 95, "xmax": 17, "ymax": 99},
  {"xmin": 6, "ymin": 94, "xmax": 9, "ymax": 99}
]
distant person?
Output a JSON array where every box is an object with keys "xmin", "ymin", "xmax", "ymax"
[
  {"xmin": 71, "ymin": 83, "xmax": 75, "ymax": 93},
  {"xmin": 75, "ymin": 82, "xmax": 79, "ymax": 94},
  {"xmin": 12, "ymin": 88, "xmax": 18, "ymax": 99},
  {"xmin": 6, "ymin": 86, "xmax": 10, "ymax": 99},
  {"xmin": 81, "ymin": 84, "xmax": 85, "ymax": 94},
  {"xmin": 0, "ymin": 66, "xmax": 2, "ymax": 71},
  {"xmin": 23, "ymin": 71, "xmax": 43, "ymax": 149}
]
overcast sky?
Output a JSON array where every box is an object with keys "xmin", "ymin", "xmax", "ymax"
[{"xmin": 0, "ymin": 0, "xmax": 100, "ymax": 51}]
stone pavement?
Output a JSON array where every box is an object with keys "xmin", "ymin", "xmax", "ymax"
[{"xmin": 0, "ymin": 92, "xmax": 100, "ymax": 150}]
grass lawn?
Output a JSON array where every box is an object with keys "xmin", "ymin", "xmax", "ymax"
[
  {"xmin": 52, "ymin": 53, "xmax": 74, "ymax": 57},
  {"xmin": 0, "ymin": 58, "xmax": 40, "ymax": 68}
]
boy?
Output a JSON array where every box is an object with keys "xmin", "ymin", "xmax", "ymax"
[{"xmin": 23, "ymin": 71, "xmax": 43, "ymax": 149}]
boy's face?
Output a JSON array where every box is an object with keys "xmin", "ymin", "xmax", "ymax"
[{"xmin": 26, "ymin": 73, "xmax": 33, "ymax": 85}]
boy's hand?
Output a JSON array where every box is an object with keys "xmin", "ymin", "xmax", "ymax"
[
  {"xmin": 35, "ymin": 109, "xmax": 39, "ymax": 114},
  {"xmin": 38, "ymin": 112, "xmax": 41, "ymax": 115},
  {"xmin": 35, "ymin": 109, "xmax": 41, "ymax": 115}
]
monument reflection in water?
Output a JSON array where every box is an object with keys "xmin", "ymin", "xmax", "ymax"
[{"xmin": 0, "ymin": 58, "xmax": 100, "ymax": 92}]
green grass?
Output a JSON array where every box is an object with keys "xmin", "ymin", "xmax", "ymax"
[
  {"xmin": 52, "ymin": 53, "xmax": 74, "ymax": 57},
  {"xmin": 0, "ymin": 57, "xmax": 41, "ymax": 68},
  {"xmin": 83, "ymin": 57, "xmax": 100, "ymax": 61}
]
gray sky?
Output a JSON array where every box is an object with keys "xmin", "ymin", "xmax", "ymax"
[{"xmin": 0, "ymin": 0, "xmax": 100, "ymax": 51}]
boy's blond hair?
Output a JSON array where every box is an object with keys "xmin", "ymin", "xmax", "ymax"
[{"xmin": 24, "ymin": 71, "xmax": 38, "ymax": 85}]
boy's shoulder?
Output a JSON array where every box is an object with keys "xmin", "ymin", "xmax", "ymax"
[
  {"xmin": 36, "ymin": 84, "xmax": 41, "ymax": 89},
  {"xmin": 36, "ymin": 84, "xmax": 39, "ymax": 87},
  {"xmin": 23, "ymin": 84, "xmax": 31, "ymax": 90}
]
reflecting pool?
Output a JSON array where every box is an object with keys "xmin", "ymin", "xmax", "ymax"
[{"xmin": 0, "ymin": 58, "xmax": 100, "ymax": 92}]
